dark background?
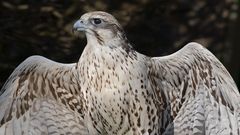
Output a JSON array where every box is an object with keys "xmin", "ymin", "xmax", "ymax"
[{"xmin": 0, "ymin": 0, "xmax": 240, "ymax": 89}]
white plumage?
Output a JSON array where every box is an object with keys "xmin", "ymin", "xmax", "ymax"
[{"xmin": 0, "ymin": 11, "xmax": 239, "ymax": 135}]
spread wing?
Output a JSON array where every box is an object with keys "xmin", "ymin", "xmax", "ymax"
[
  {"xmin": 0, "ymin": 56, "xmax": 88, "ymax": 134},
  {"xmin": 148, "ymin": 42, "xmax": 240, "ymax": 134}
]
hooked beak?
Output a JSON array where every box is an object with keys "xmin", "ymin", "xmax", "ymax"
[{"xmin": 73, "ymin": 20, "xmax": 86, "ymax": 32}]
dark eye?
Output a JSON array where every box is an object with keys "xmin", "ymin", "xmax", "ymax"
[{"xmin": 93, "ymin": 18, "xmax": 102, "ymax": 25}]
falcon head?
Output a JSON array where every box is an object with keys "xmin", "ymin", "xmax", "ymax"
[{"xmin": 73, "ymin": 11, "xmax": 129, "ymax": 47}]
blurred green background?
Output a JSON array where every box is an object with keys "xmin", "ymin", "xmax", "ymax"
[{"xmin": 0, "ymin": 0, "xmax": 240, "ymax": 89}]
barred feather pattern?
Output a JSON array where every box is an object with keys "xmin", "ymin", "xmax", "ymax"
[
  {"xmin": 150, "ymin": 43, "xmax": 240, "ymax": 134},
  {"xmin": 0, "ymin": 11, "xmax": 240, "ymax": 135},
  {"xmin": 0, "ymin": 56, "xmax": 88, "ymax": 134}
]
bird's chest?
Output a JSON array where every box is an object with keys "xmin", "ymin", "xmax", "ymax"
[
  {"xmin": 82, "ymin": 66, "xmax": 159, "ymax": 134},
  {"xmin": 83, "ymin": 58, "xmax": 134, "ymax": 115},
  {"xmin": 79, "ymin": 49, "xmax": 160, "ymax": 134}
]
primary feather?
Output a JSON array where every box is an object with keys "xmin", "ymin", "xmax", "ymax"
[{"xmin": 0, "ymin": 11, "xmax": 239, "ymax": 135}]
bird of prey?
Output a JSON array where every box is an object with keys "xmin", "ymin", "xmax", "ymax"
[{"xmin": 0, "ymin": 11, "xmax": 240, "ymax": 135}]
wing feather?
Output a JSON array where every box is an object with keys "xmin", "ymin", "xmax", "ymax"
[
  {"xmin": 0, "ymin": 55, "xmax": 87, "ymax": 134},
  {"xmin": 148, "ymin": 42, "xmax": 240, "ymax": 134}
]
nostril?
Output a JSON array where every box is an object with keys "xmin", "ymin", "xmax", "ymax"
[{"xmin": 80, "ymin": 20, "xmax": 83, "ymax": 23}]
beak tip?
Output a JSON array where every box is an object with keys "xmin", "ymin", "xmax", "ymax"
[{"xmin": 73, "ymin": 20, "xmax": 86, "ymax": 32}]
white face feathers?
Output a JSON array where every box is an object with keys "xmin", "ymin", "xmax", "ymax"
[{"xmin": 73, "ymin": 11, "xmax": 128, "ymax": 48}]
